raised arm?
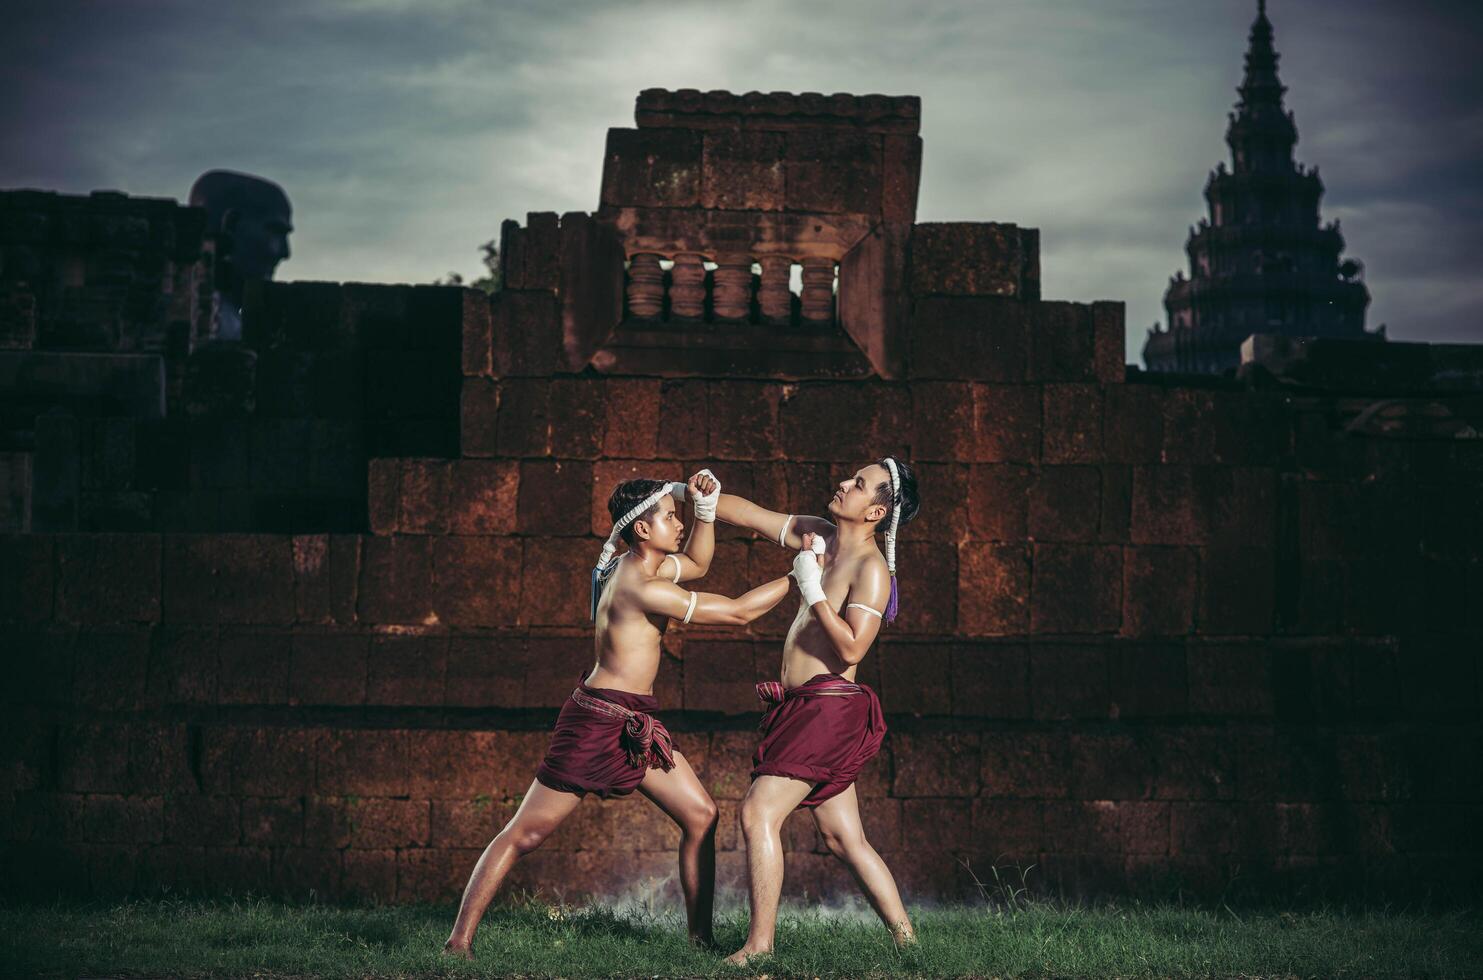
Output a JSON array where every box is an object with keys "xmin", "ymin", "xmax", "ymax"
[
  {"xmin": 793, "ymin": 534, "xmax": 887, "ymax": 666},
  {"xmin": 715, "ymin": 492, "xmax": 833, "ymax": 550},
  {"xmin": 665, "ymin": 471, "xmax": 718, "ymax": 583},
  {"xmin": 637, "ymin": 576, "xmax": 791, "ymax": 627}
]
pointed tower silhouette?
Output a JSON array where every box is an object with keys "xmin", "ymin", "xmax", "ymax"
[{"xmin": 1144, "ymin": 0, "xmax": 1374, "ymax": 374}]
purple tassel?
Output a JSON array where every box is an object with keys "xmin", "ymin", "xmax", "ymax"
[{"xmin": 884, "ymin": 575, "xmax": 900, "ymax": 624}]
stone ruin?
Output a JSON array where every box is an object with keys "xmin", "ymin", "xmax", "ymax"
[
  {"xmin": 0, "ymin": 188, "xmax": 462, "ymax": 533},
  {"xmin": 1, "ymin": 89, "xmax": 1479, "ymax": 905}
]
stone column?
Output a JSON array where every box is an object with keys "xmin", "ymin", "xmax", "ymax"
[
  {"xmin": 626, "ymin": 253, "xmax": 664, "ymax": 319},
  {"xmin": 800, "ymin": 258, "xmax": 835, "ymax": 324},
  {"xmin": 669, "ymin": 253, "xmax": 707, "ymax": 320},
  {"xmin": 712, "ymin": 253, "xmax": 753, "ymax": 322},
  {"xmin": 757, "ymin": 255, "xmax": 792, "ymax": 325}
]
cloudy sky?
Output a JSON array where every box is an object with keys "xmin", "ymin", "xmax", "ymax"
[{"xmin": 5, "ymin": 0, "xmax": 1480, "ymax": 363}]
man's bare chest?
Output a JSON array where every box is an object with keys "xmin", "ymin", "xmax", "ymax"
[{"xmin": 820, "ymin": 558, "xmax": 862, "ymax": 603}]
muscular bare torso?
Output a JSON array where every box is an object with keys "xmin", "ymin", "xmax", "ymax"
[
  {"xmin": 778, "ymin": 525, "xmax": 884, "ymax": 689},
  {"xmin": 586, "ymin": 553, "xmax": 670, "ymax": 694}
]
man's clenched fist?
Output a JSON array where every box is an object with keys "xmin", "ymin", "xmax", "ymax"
[
  {"xmin": 687, "ymin": 469, "xmax": 721, "ymax": 523},
  {"xmin": 791, "ymin": 532, "xmax": 827, "ymax": 606}
]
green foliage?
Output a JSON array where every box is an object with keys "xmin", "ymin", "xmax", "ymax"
[
  {"xmin": 434, "ymin": 239, "xmax": 501, "ymax": 295},
  {"xmin": 1, "ymin": 896, "xmax": 1478, "ymax": 978}
]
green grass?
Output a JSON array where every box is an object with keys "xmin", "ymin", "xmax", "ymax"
[{"xmin": 2, "ymin": 895, "xmax": 1478, "ymax": 978}]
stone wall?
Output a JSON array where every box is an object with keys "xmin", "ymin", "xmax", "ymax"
[
  {"xmin": 5, "ymin": 255, "xmax": 1478, "ymax": 903},
  {"xmin": 1, "ymin": 190, "xmax": 464, "ymax": 533},
  {"xmin": 0, "ymin": 189, "xmax": 210, "ymax": 356},
  {"xmin": 2, "ymin": 90, "xmax": 1479, "ymax": 905}
]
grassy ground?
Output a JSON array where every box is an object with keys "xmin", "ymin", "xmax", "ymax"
[{"xmin": 2, "ymin": 895, "xmax": 1479, "ymax": 979}]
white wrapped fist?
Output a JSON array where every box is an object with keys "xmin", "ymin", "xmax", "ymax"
[
  {"xmin": 790, "ymin": 533, "xmax": 827, "ymax": 606},
  {"xmin": 688, "ymin": 468, "xmax": 721, "ymax": 523}
]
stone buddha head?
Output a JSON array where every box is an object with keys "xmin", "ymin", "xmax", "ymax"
[
  {"xmin": 188, "ymin": 170, "xmax": 293, "ymax": 341},
  {"xmin": 188, "ymin": 169, "xmax": 293, "ymax": 285}
]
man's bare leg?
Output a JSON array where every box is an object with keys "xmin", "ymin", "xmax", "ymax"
[
  {"xmin": 813, "ymin": 785, "xmax": 915, "ymax": 945},
  {"xmin": 638, "ymin": 750, "xmax": 720, "ymax": 945},
  {"xmin": 443, "ymin": 779, "xmax": 583, "ymax": 958},
  {"xmin": 726, "ymin": 775, "xmax": 814, "ymax": 965}
]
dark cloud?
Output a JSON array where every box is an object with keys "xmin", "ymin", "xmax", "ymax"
[{"xmin": 4, "ymin": 0, "xmax": 1480, "ymax": 358}]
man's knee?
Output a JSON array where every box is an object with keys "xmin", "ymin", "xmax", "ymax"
[
  {"xmin": 820, "ymin": 827, "xmax": 867, "ymax": 861},
  {"xmin": 739, "ymin": 796, "xmax": 776, "ymax": 837},
  {"xmin": 500, "ymin": 824, "xmax": 550, "ymax": 856},
  {"xmin": 679, "ymin": 797, "xmax": 719, "ymax": 836}
]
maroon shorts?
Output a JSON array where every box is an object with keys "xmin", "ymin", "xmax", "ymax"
[
  {"xmin": 751, "ymin": 673, "xmax": 887, "ymax": 808},
  {"xmin": 535, "ymin": 683, "xmax": 674, "ymax": 799}
]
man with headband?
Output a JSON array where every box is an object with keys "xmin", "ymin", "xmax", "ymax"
[
  {"xmin": 444, "ymin": 469, "xmax": 793, "ymax": 958},
  {"xmin": 713, "ymin": 458, "xmax": 922, "ymax": 964}
]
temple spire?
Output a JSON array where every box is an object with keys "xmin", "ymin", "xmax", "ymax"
[
  {"xmin": 1226, "ymin": 0, "xmax": 1296, "ymax": 174},
  {"xmin": 1238, "ymin": 0, "xmax": 1286, "ymax": 112},
  {"xmin": 1145, "ymin": 0, "xmax": 1371, "ymax": 375}
]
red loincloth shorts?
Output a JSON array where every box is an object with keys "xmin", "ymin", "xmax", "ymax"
[
  {"xmin": 750, "ymin": 672, "xmax": 887, "ymax": 808},
  {"xmin": 534, "ymin": 682, "xmax": 675, "ymax": 799}
]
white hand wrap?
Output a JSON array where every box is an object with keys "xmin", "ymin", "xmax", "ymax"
[
  {"xmin": 791, "ymin": 537, "xmax": 827, "ymax": 607},
  {"xmin": 692, "ymin": 468, "xmax": 720, "ymax": 523}
]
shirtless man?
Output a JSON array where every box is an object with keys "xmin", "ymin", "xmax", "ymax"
[
  {"xmin": 443, "ymin": 470, "xmax": 791, "ymax": 957},
  {"xmin": 714, "ymin": 457, "xmax": 922, "ymax": 964}
]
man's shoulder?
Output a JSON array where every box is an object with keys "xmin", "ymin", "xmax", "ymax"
[
  {"xmin": 850, "ymin": 546, "xmax": 889, "ymax": 584},
  {"xmin": 618, "ymin": 569, "xmax": 679, "ymax": 604},
  {"xmin": 610, "ymin": 577, "xmax": 669, "ymax": 622},
  {"xmin": 607, "ymin": 565, "xmax": 649, "ymax": 603}
]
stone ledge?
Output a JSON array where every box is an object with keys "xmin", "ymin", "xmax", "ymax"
[
  {"xmin": 0, "ymin": 351, "xmax": 166, "ymax": 418},
  {"xmin": 635, "ymin": 89, "xmax": 920, "ymax": 134},
  {"xmin": 1242, "ymin": 334, "xmax": 1483, "ymax": 394}
]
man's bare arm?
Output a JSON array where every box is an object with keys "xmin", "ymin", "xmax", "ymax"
[
  {"xmin": 637, "ymin": 576, "xmax": 791, "ymax": 627},
  {"xmin": 715, "ymin": 492, "xmax": 833, "ymax": 550},
  {"xmin": 668, "ymin": 516, "xmax": 714, "ymax": 583},
  {"xmin": 802, "ymin": 551, "xmax": 888, "ymax": 666},
  {"xmin": 668, "ymin": 471, "xmax": 718, "ymax": 583}
]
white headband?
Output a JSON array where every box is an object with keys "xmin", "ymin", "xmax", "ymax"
[
  {"xmin": 883, "ymin": 457, "xmax": 900, "ymax": 576},
  {"xmin": 591, "ymin": 481, "xmax": 685, "ymax": 619},
  {"xmin": 882, "ymin": 457, "xmax": 902, "ymax": 624}
]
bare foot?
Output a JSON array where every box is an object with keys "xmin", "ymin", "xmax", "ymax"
[
  {"xmin": 725, "ymin": 946, "xmax": 771, "ymax": 966},
  {"xmin": 441, "ymin": 940, "xmax": 474, "ymax": 960},
  {"xmin": 890, "ymin": 921, "xmax": 917, "ymax": 948}
]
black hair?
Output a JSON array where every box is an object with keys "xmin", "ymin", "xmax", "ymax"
[
  {"xmin": 871, "ymin": 457, "xmax": 920, "ymax": 525},
  {"xmin": 608, "ymin": 478, "xmax": 669, "ymax": 546}
]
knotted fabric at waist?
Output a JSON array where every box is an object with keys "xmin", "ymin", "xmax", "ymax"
[
  {"xmin": 756, "ymin": 673, "xmax": 866, "ymax": 706},
  {"xmin": 569, "ymin": 685, "xmax": 675, "ymax": 773}
]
